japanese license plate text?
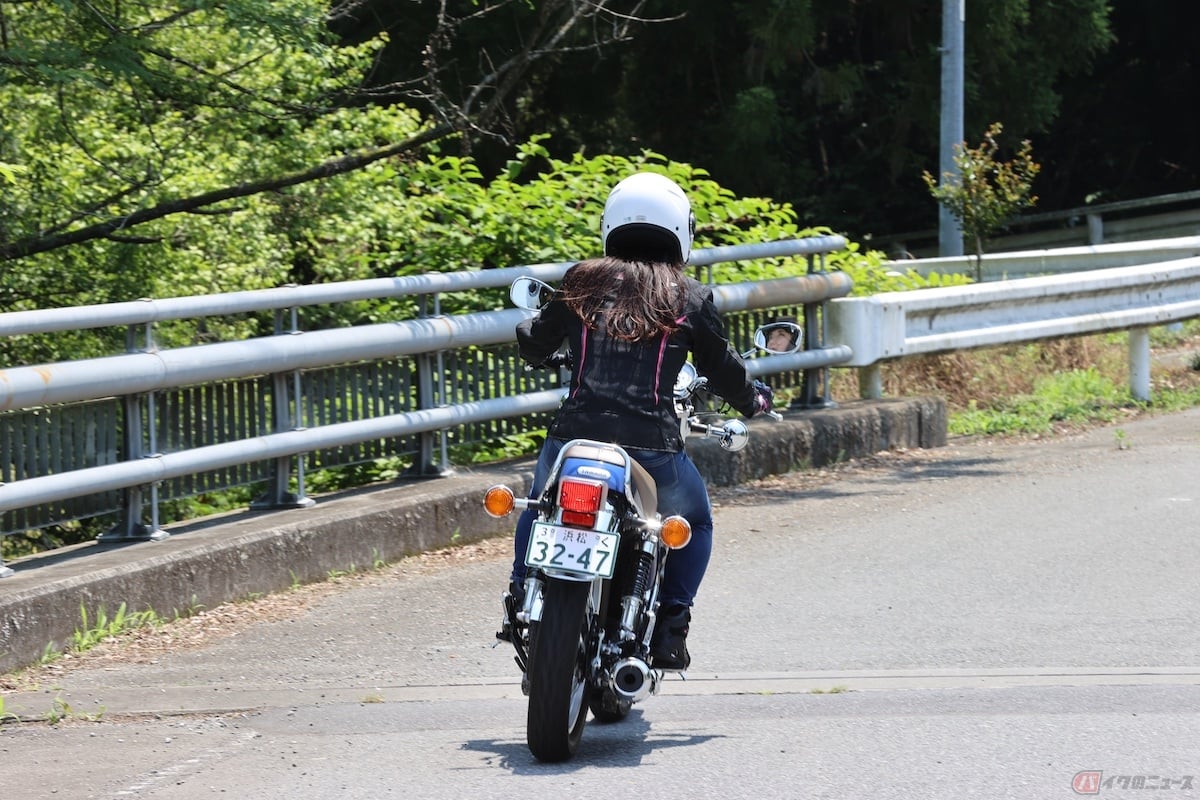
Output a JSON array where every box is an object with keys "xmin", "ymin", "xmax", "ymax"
[{"xmin": 526, "ymin": 522, "xmax": 618, "ymax": 578}]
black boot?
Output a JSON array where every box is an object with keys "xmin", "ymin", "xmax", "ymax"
[
  {"xmin": 496, "ymin": 580, "xmax": 525, "ymax": 643},
  {"xmin": 650, "ymin": 605, "xmax": 692, "ymax": 670}
]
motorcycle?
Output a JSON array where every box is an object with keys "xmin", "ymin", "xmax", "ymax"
[{"xmin": 484, "ymin": 277, "xmax": 802, "ymax": 762}]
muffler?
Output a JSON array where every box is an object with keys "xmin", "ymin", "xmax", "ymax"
[{"xmin": 610, "ymin": 657, "xmax": 658, "ymax": 703}]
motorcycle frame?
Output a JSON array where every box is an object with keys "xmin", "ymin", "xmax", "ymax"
[{"xmin": 510, "ymin": 438, "xmax": 670, "ymax": 698}]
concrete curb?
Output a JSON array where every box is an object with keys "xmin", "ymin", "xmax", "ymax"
[{"xmin": 0, "ymin": 397, "xmax": 945, "ymax": 675}]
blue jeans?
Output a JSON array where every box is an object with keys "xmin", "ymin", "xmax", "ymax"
[{"xmin": 510, "ymin": 437, "xmax": 714, "ymax": 609}]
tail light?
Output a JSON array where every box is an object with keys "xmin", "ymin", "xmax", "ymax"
[{"xmin": 558, "ymin": 478, "xmax": 604, "ymax": 528}]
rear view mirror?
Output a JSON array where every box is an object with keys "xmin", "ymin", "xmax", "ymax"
[
  {"xmin": 718, "ymin": 419, "xmax": 749, "ymax": 451},
  {"xmin": 510, "ymin": 277, "xmax": 555, "ymax": 311},
  {"xmin": 753, "ymin": 321, "xmax": 804, "ymax": 354},
  {"xmin": 672, "ymin": 361, "xmax": 701, "ymax": 400}
]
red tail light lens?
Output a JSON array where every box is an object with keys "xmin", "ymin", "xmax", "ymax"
[
  {"xmin": 559, "ymin": 478, "xmax": 603, "ymax": 528},
  {"xmin": 559, "ymin": 478, "xmax": 603, "ymax": 512}
]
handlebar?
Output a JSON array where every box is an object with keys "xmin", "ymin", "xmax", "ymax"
[
  {"xmin": 687, "ymin": 416, "xmax": 751, "ymax": 452},
  {"xmin": 524, "ymin": 352, "xmax": 572, "ymax": 371}
]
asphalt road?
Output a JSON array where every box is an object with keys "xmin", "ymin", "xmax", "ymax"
[{"xmin": 3, "ymin": 408, "xmax": 1199, "ymax": 799}]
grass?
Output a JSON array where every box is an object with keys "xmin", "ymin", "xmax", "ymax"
[
  {"xmin": 948, "ymin": 368, "xmax": 1128, "ymax": 436},
  {"xmin": 830, "ymin": 326, "xmax": 1200, "ymax": 436},
  {"xmin": 68, "ymin": 604, "xmax": 161, "ymax": 659},
  {"xmin": 1, "ymin": 604, "xmax": 156, "ymax": 722},
  {"xmin": 0, "ymin": 695, "xmax": 19, "ymax": 723},
  {"xmin": 33, "ymin": 602, "xmax": 165, "ymax": 668}
]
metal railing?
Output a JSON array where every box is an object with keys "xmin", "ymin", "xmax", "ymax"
[
  {"xmin": 0, "ymin": 236, "xmax": 852, "ymax": 576},
  {"xmin": 875, "ymin": 189, "xmax": 1200, "ymax": 258},
  {"xmin": 8, "ymin": 232, "xmax": 1199, "ymax": 579},
  {"xmin": 829, "ymin": 257, "xmax": 1200, "ymax": 400},
  {"xmin": 904, "ymin": 236, "xmax": 1200, "ymax": 282}
]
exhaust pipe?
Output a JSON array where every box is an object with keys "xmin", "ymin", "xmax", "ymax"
[{"xmin": 610, "ymin": 657, "xmax": 657, "ymax": 703}]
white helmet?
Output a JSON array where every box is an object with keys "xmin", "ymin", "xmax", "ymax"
[{"xmin": 601, "ymin": 172, "xmax": 695, "ymax": 263}]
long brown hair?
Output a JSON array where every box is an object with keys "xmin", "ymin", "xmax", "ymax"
[{"xmin": 559, "ymin": 256, "xmax": 687, "ymax": 342}]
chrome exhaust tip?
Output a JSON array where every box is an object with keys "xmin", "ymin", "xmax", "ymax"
[{"xmin": 610, "ymin": 657, "xmax": 656, "ymax": 703}]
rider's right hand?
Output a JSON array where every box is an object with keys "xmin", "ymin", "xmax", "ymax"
[{"xmin": 752, "ymin": 379, "xmax": 774, "ymax": 415}]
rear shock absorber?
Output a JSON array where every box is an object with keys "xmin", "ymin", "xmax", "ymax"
[{"xmin": 618, "ymin": 537, "xmax": 657, "ymax": 640}]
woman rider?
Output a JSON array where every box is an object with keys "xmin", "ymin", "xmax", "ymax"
[{"xmin": 507, "ymin": 172, "xmax": 774, "ymax": 669}]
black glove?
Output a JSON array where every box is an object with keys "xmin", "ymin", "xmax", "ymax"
[
  {"xmin": 543, "ymin": 352, "xmax": 572, "ymax": 369},
  {"xmin": 752, "ymin": 379, "xmax": 774, "ymax": 415}
]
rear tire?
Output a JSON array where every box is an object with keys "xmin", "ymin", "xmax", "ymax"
[{"xmin": 526, "ymin": 578, "xmax": 590, "ymax": 762}]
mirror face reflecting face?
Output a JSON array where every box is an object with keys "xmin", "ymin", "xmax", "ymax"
[
  {"xmin": 766, "ymin": 328, "xmax": 795, "ymax": 352},
  {"xmin": 755, "ymin": 322, "xmax": 803, "ymax": 354}
]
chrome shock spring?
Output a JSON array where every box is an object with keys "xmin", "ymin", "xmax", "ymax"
[{"xmin": 618, "ymin": 541, "xmax": 656, "ymax": 640}]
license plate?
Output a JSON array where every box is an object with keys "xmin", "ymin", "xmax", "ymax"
[{"xmin": 526, "ymin": 522, "xmax": 618, "ymax": 578}]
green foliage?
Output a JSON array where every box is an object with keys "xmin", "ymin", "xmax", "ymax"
[
  {"xmin": 0, "ymin": 0, "xmax": 1135, "ymax": 323},
  {"xmin": 0, "ymin": 694, "xmax": 19, "ymax": 723},
  {"xmin": 4, "ymin": 3, "xmax": 1157, "ymax": 553},
  {"xmin": 451, "ymin": 430, "xmax": 548, "ymax": 465},
  {"xmin": 507, "ymin": 0, "xmax": 1114, "ymax": 235},
  {"xmin": 0, "ymin": 163, "xmax": 24, "ymax": 185},
  {"xmin": 160, "ymin": 487, "xmax": 255, "ymax": 521},
  {"xmin": 1149, "ymin": 318, "xmax": 1200, "ymax": 347},
  {"xmin": 72, "ymin": 602, "xmax": 160, "ymax": 653},
  {"xmin": 0, "ymin": 0, "xmax": 408, "ymax": 329},
  {"xmin": 923, "ymin": 123, "xmax": 1041, "ymax": 280},
  {"xmin": 304, "ymin": 457, "xmax": 414, "ymax": 493},
  {"xmin": 949, "ymin": 368, "xmax": 1128, "ymax": 436},
  {"xmin": 37, "ymin": 602, "xmax": 162, "ymax": 665},
  {"xmin": 836, "ymin": 247, "xmax": 975, "ymax": 296},
  {"xmin": 1153, "ymin": 381, "xmax": 1200, "ymax": 413},
  {"xmin": 383, "ymin": 137, "xmax": 880, "ymax": 295}
]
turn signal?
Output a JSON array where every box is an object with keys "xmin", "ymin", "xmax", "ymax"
[
  {"xmin": 483, "ymin": 485, "xmax": 516, "ymax": 518},
  {"xmin": 659, "ymin": 515, "xmax": 692, "ymax": 549}
]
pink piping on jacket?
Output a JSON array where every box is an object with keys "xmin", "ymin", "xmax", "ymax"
[
  {"xmin": 654, "ymin": 315, "xmax": 686, "ymax": 399},
  {"xmin": 573, "ymin": 315, "xmax": 683, "ymax": 400},
  {"xmin": 570, "ymin": 326, "xmax": 589, "ymax": 398}
]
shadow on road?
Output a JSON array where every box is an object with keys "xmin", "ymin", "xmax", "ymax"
[
  {"xmin": 713, "ymin": 453, "xmax": 1010, "ymax": 506},
  {"xmin": 460, "ymin": 709, "xmax": 728, "ymax": 772}
]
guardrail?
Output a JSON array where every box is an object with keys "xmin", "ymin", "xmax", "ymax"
[
  {"xmin": 903, "ymin": 235, "xmax": 1200, "ymax": 282},
  {"xmin": 875, "ymin": 189, "xmax": 1200, "ymax": 258},
  {"xmin": 7, "ymin": 232, "xmax": 1200, "ymax": 579},
  {"xmin": 0, "ymin": 236, "xmax": 852, "ymax": 577},
  {"xmin": 829, "ymin": 257, "xmax": 1200, "ymax": 400}
]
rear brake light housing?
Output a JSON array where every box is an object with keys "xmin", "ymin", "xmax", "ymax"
[{"xmin": 557, "ymin": 477, "xmax": 605, "ymax": 528}]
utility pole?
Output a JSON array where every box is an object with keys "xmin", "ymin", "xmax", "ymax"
[{"xmin": 939, "ymin": 0, "xmax": 965, "ymax": 257}]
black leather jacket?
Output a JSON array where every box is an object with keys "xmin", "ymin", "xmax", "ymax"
[{"xmin": 516, "ymin": 275, "xmax": 762, "ymax": 452}]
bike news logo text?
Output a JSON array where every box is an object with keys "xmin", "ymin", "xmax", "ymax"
[{"xmin": 1073, "ymin": 771, "xmax": 1194, "ymax": 794}]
